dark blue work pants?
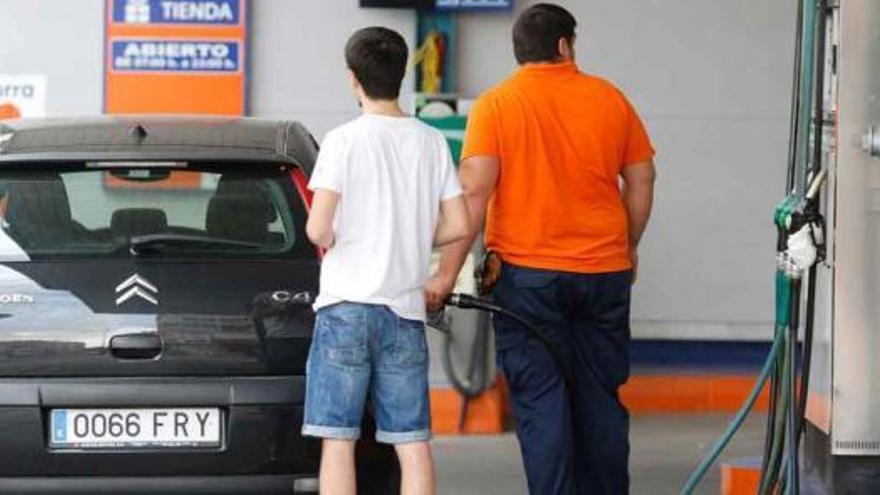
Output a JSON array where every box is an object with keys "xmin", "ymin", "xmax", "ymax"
[{"xmin": 492, "ymin": 262, "xmax": 632, "ymax": 495}]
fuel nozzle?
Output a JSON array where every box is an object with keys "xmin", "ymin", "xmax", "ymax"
[
  {"xmin": 446, "ymin": 293, "xmax": 483, "ymax": 310},
  {"xmin": 428, "ymin": 294, "xmax": 483, "ymax": 332},
  {"xmin": 774, "ymin": 170, "xmax": 828, "ymax": 277}
]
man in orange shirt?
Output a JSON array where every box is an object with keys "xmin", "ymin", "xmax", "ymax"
[{"xmin": 426, "ymin": 4, "xmax": 656, "ymax": 494}]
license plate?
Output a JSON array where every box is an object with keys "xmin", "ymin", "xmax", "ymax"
[{"xmin": 50, "ymin": 408, "xmax": 221, "ymax": 449}]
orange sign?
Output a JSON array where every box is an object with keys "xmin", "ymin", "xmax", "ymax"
[{"xmin": 104, "ymin": 0, "xmax": 248, "ymax": 116}]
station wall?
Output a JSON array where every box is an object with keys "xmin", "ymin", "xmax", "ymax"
[{"xmin": 0, "ymin": 0, "xmax": 797, "ymax": 340}]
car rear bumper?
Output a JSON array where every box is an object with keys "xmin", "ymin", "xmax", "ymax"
[
  {"xmin": 0, "ymin": 475, "xmax": 319, "ymax": 494},
  {"xmin": 0, "ymin": 376, "xmax": 320, "ymax": 477}
]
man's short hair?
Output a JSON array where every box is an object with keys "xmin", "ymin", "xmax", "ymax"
[
  {"xmin": 345, "ymin": 27, "xmax": 408, "ymax": 100},
  {"xmin": 512, "ymin": 3, "xmax": 577, "ymax": 65}
]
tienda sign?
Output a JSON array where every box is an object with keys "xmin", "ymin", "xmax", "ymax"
[
  {"xmin": 112, "ymin": 0, "xmax": 242, "ymax": 26},
  {"xmin": 104, "ymin": 0, "xmax": 247, "ymax": 115}
]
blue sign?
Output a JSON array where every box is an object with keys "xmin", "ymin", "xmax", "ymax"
[
  {"xmin": 435, "ymin": 0, "xmax": 512, "ymax": 10},
  {"xmin": 111, "ymin": 39, "xmax": 240, "ymax": 72},
  {"xmin": 112, "ymin": 0, "xmax": 241, "ymax": 25}
]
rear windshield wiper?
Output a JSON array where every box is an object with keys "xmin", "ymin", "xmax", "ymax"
[{"xmin": 129, "ymin": 233, "xmax": 262, "ymax": 255}]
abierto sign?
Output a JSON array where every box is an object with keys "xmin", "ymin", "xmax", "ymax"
[
  {"xmin": 0, "ymin": 75, "xmax": 48, "ymax": 120},
  {"xmin": 111, "ymin": 39, "xmax": 241, "ymax": 73},
  {"xmin": 104, "ymin": 0, "xmax": 247, "ymax": 116}
]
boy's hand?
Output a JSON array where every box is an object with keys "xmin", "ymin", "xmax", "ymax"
[{"xmin": 425, "ymin": 272, "xmax": 456, "ymax": 312}]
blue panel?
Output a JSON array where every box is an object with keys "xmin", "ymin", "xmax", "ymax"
[
  {"xmin": 112, "ymin": 0, "xmax": 241, "ymax": 26},
  {"xmin": 52, "ymin": 410, "xmax": 68, "ymax": 443},
  {"xmin": 630, "ymin": 340, "xmax": 777, "ymax": 373},
  {"xmin": 111, "ymin": 40, "xmax": 240, "ymax": 73}
]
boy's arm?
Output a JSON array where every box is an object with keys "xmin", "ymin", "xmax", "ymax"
[
  {"xmin": 306, "ymin": 189, "xmax": 340, "ymax": 249},
  {"xmin": 433, "ymin": 195, "xmax": 469, "ymax": 247}
]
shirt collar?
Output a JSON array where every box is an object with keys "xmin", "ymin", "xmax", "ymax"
[{"xmin": 517, "ymin": 60, "xmax": 579, "ymax": 77}]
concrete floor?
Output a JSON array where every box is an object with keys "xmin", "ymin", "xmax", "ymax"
[{"xmin": 433, "ymin": 413, "xmax": 766, "ymax": 495}]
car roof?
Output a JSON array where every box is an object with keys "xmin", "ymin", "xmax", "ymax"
[{"xmin": 0, "ymin": 116, "xmax": 319, "ymax": 174}]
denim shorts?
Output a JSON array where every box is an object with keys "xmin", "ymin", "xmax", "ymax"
[{"xmin": 302, "ymin": 302, "xmax": 431, "ymax": 444}]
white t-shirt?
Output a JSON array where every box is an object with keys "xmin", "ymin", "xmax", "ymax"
[{"xmin": 308, "ymin": 114, "xmax": 463, "ymax": 322}]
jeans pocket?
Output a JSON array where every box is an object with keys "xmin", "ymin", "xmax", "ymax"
[
  {"xmin": 316, "ymin": 305, "xmax": 368, "ymax": 367},
  {"xmin": 390, "ymin": 318, "xmax": 428, "ymax": 368}
]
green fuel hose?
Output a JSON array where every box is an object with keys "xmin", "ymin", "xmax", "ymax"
[
  {"xmin": 680, "ymin": 326, "xmax": 785, "ymax": 495},
  {"xmin": 793, "ymin": 0, "xmax": 819, "ymax": 195},
  {"xmin": 759, "ymin": 330, "xmax": 791, "ymax": 494},
  {"xmin": 759, "ymin": 271, "xmax": 795, "ymax": 493}
]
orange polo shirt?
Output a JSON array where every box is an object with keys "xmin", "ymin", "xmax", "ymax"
[{"xmin": 462, "ymin": 61, "xmax": 655, "ymax": 274}]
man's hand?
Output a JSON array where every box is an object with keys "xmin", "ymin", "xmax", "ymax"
[
  {"xmin": 425, "ymin": 272, "xmax": 456, "ymax": 312},
  {"xmin": 621, "ymin": 160, "xmax": 655, "ymax": 285}
]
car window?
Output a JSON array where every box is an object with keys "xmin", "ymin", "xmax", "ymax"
[{"xmin": 0, "ymin": 164, "xmax": 311, "ymax": 260}]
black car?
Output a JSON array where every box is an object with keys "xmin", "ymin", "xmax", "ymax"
[{"xmin": 0, "ymin": 117, "xmax": 398, "ymax": 494}]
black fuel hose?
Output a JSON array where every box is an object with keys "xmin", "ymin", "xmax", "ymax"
[
  {"xmin": 445, "ymin": 293, "xmax": 575, "ymax": 392},
  {"xmin": 429, "ymin": 294, "xmax": 576, "ymax": 433},
  {"xmin": 796, "ymin": 0, "xmax": 827, "ymax": 451},
  {"xmin": 796, "ymin": 265, "xmax": 817, "ymax": 439}
]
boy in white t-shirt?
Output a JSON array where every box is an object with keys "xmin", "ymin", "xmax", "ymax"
[{"xmin": 302, "ymin": 27, "xmax": 469, "ymax": 495}]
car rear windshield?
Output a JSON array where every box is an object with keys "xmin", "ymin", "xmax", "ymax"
[{"xmin": 0, "ymin": 163, "xmax": 313, "ymax": 260}]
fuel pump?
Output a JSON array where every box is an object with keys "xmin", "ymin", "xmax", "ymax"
[{"xmin": 681, "ymin": 0, "xmax": 832, "ymax": 492}]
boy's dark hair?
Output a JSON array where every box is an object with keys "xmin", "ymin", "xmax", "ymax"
[
  {"xmin": 512, "ymin": 3, "xmax": 577, "ymax": 65},
  {"xmin": 345, "ymin": 27, "xmax": 408, "ymax": 100}
]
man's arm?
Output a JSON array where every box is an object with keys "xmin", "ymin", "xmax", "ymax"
[
  {"xmin": 620, "ymin": 160, "xmax": 656, "ymax": 281},
  {"xmin": 425, "ymin": 156, "xmax": 499, "ymax": 310},
  {"xmin": 306, "ymin": 189, "xmax": 340, "ymax": 249},
  {"xmin": 434, "ymin": 195, "xmax": 470, "ymax": 247}
]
